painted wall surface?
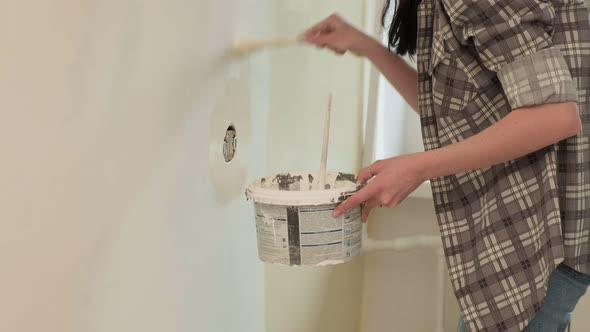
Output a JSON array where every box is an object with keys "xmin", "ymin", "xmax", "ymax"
[{"xmin": 0, "ymin": 1, "xmax": 272, "ymax": 331}]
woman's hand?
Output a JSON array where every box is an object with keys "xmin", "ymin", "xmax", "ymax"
[
  {"xmin": 302, "ymin": 13, "xmax": 377, "ymax": 57},
  {"xmin": 333, "ymin": 153, "xmax": 429, "ymax": 222}
]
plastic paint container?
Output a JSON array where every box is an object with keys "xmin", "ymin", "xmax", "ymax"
[{"xmin": 246, "ymin": 172, "xmax": 362, "ymax": 266}]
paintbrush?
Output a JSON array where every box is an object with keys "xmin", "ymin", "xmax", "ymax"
[{"xmin": 230, "ymin": 36, "xmax": 302, "ymax": 57}]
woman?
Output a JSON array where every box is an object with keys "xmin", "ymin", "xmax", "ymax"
[{"xmin": 303, "ymin": 1, "xmax": 590, "ymax": 331}]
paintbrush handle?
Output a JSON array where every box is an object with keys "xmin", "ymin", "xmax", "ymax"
[
  {"xmin": 319, "ymin": 94, "xmax": 332, "ymax": 190},
  {"xmin": 231, "ymin": 36, "xmax": 300, "ymax": 56}
]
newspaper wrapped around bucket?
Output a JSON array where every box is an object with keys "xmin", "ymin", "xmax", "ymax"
[{"xmin": 246, "ymin": 172, "xmax": 362, "ymax": 266}]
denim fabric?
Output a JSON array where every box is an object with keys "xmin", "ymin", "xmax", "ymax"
[{"xmin": 456, "ymin": 263, "xmax": 590, "ymax": 332}]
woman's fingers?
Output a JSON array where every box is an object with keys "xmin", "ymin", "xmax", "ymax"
[
  {"xmin": 364, "ymin": 198, "xmax": 381, "ymax": 210},
  {"xmin": 321, "ymin": 42, "xmax": 346, "ymax": 54},
  {"xmin": 357, "ymin": 166, "xmax": 374, "ymax": 185},
  {"xmin": 303, "ymin": 14, "xmax": 347, "ymax": 51},
  {"xmin": 304, "ymin": 22, "xmax": 330, "ymax": 40},
  {"xmin": 304, "ymin": 19, "xmax": 333, "ymax": 40},
  {"xmin": 335, "ymin": 162, "xmax": 385, "ymax": 219},
  {"xmin": 333, "ymin": 181, "xmax": 376, "ymax": 217},
  {"xmin": 303, "ymin": 13, "xmax": 371, "ymax": 57},
  {"xmin": 361, "ymin": 198, "xmax": 380, "ymax": 223},
  {"xmin": 361, "ymin": 205, "xmax": 370, "ymax": 223},
  {"xmin": 357, "ymin": 161, "xmax": 383, "ymax": 184},
  {"xmin": 334, "ymin": 48, "xmax": 347, "ymax": 55},
  {"xmin": 307, "ymin": 34, "xmax": 336, "ymax": 48},
  {"xmin": 304, "ymin": 14, "xmax": 341, "ymax": 38}
]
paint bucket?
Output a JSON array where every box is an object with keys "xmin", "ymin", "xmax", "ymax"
[{"xmin": 246, "ymin": 172, "xmax": 362, "ymax": 266}]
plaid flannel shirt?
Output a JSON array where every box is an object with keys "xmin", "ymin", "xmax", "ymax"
[{"xmin": 417, "ymin": 0, "xmax": 590, "ymax": 331}]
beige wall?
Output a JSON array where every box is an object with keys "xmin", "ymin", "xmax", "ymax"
[
  {"xmin": 0, "ymin": 0, "xmax": 273, "ymax": 331},
  {"xmin": 572, "ymin": 283, "xmax": 590, "ymax": 328},
  {"xmin": 361, "ymin": 196, "xmax": 461, "ymax": 332}
]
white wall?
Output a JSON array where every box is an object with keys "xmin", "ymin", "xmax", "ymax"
[{"xmin": 0, "ymin": 1, "xmax": 272, "ymax": 331}]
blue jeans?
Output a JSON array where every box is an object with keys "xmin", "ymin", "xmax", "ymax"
[{"xmin": 457, "ymin": 263, "xmax": 590, "ymax": 332}]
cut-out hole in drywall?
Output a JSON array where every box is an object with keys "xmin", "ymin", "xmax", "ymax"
[{"xmin": 223, "ymin": 124, "xmax": 237, "ymax": 163}]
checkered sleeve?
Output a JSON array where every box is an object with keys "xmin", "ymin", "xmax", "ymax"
[
  {"xmin": 441, "ymin": 0, "xmax": 578, "ymax": 109},
  {"xmin": 498, "ymin": 48, "xmax": 577, "ymax": 109}
]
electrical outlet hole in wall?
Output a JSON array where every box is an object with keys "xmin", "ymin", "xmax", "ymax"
[{"xmin": 223, "ymin": 124, "xmax": 237, "ymax": 163}]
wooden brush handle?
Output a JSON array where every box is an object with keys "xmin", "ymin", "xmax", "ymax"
[{"xmin": 231, "ymin": 36, "xmax": 300, "ymax": 56}]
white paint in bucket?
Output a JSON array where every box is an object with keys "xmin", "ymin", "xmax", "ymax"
[{"xmin": 246, "ymin": 172, "xmax": 362, "ymax": 266}]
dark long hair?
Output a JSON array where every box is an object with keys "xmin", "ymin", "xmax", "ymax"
[{"xmin": 382, "ymin": 0, "xmax": 421, "ymax": 56}]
